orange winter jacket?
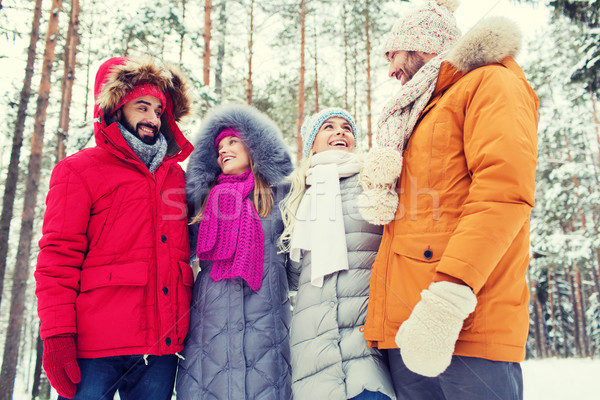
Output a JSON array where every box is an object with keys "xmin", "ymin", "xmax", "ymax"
[{"xmin": 363, "ymin": 56, "xmax": 539, "ymax": 363}]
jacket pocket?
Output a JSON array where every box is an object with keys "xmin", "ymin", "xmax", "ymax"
[
  {"xmin": 385, "ymin": 232, "xmax": 453, "ymax": 324},
  {"xmin": 76, "ymin": 262, "xmax": 149, "ymax": 351},
  {"xmin": 391, "ymin": 231, "xmax": 452, "ymax": 263},
  {"xmin": 176, "ymin": 261, "xmax": 194, "ymax": 340}
]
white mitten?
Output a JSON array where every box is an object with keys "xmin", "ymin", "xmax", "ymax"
[
  {"xmin": 357, "ymin": 189, "xmax": 398, "ymax": 225},
  {"xmin": 358, "ymin": 147, "xmax": 403, "ymax": 225},
  {"xmin": 395, "ymin": 281, "xmax": 477, "ymax": 377},
  {"xmin": 360, "ymin": 147, "xmax": 404, "ymax": 188}
]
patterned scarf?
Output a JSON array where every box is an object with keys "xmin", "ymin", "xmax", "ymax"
[
  {"xmin": 118, "ymin": 122, "xmax": 168, "ymax": 173},
  {"xmin": 376, "ymin": 54, "xmax": 444, "ymax": 155},
  {"xmin": 196, "ymin": 170, "xmax": 264, "ymax": 291}
]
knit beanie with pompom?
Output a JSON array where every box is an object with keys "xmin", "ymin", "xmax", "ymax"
[{"xmin": 383, "ymin": 0, "xmax": 461, "ymax": 59}]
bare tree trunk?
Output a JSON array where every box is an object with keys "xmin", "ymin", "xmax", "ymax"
[
  {"xmin": 0, "ymin": 1, "xmax": 63, "ymax": 398},
  {"xmin": 203, "ymin": 0, "xmax": 212, "ymax": 86},
  {"xmin": 215, "ymin": 0, "xmax": 227, "ymax": 99},
  {"xmin": 83, "ymin": 30, "xmax": 92, "ymax": 121},
  {"xmin": 0, "ymin": 0, "xmax": 43, "ymax": 309},
  {"xmin": 82, "ymin": 0, "xmax": 96, "ymax": 122},
  {"xmin": 365, "ymin": 0, "xmax": 372, "ymax": 149},
  {"xmin": 296, "ymin": 0, "xmax": 306, "ymax": 165},
  {"xmin": 529, "ymin": 271, "xmax": 544, "ymax": 358},
  {"xmin": 555, "ymin": 267, "xmax": 571, "ymax": 358},
  {"xmin": 551, "ymin": 266, "xmax": 569, "ymax": 358},
  {"xmin": 246, "ymin": 0, "xmax": 254, "ymax": 105},
  {"xmin": 567, "ymin": 263, "xmax": 582, "ymax": 357},
  {"xmin": 57, "ymin": 0, "xmax": 80, "ymax": 162},
  {"xmin": 313, "ymin": 20, "xmax": 319, "ymax": 113},
  {"xmin": 179, "ymin": 0, "xmax": 187, "ymax": 63},
  {"xmin": 573, "ymin": 264, "xmax": 590, "ymax": 356},
  {"xmin": 352, "ymin": 45, "xmax": 357, "ymax": 123},
  {"xmin": 342, "ymin": 2, "xmax": 348, "ymax": 110},
  {"xmin": 546, "ymin": 266, "xmax": 557, "ymax": 357}
]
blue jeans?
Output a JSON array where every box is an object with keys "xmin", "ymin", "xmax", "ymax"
[
  {"xmin": 387, "ymin": 350, "xmax": 523, "ymax": 400},
  {"xmin": 57, "ymin": 354, "xmax": 178, "ymax": 400},
  {"xmin": 350, "ymin": 390, "xmax": 391, "ymax": 399}
]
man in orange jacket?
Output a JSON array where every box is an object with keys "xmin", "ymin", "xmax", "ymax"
[{"xmin": 358, "ymin": 1, "xmax": 539, "ymax": 399}]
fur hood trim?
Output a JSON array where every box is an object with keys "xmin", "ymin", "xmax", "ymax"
[
  {"xmin": 446, "ymin": 17, "xmax": 522, "ymax": 73},
  {"xmin": 95, "ymin": 56, "xmax": 191, "ymax": 121},
  {"xmin": 185, "ymin": 104, "xmax": 293, "ymax": 211}
]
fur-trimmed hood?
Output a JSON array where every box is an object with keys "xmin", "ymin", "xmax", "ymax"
[
  {"xmin": 446, "ymin": 16, "xmax": 522, "ymax": 73},
  {"xmin": 92, "ymin": 56, "xmax": 193, "ymax": 162},
  {"xmin": 94, "ymin": 56, "xmax": 191, "ymax": 121},
  {"xmin": 185, "ymin": 104, "xmax": 293, "ymax": 213}
]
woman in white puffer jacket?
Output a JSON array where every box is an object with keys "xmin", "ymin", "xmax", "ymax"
[{"xmin": 280, "ymin": 108, "xmax": 395, "ymax": 400}]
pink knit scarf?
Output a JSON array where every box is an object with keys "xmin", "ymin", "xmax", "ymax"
[{"xmin": 196, "ymin": 170, "xmax": 264, "ymax": 290}]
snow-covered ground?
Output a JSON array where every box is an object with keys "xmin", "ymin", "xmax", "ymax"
[{"xmin": 522, "ymin": 358, "xmax": 600, "ymax": 399}]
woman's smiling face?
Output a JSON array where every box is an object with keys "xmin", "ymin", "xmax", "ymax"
[
  {"xmin": 311, "ymin": 117, "xmax": 355, "ymax": 154},
  {"xmin": 217, "ymin": 136, "xmax": 251, "ymax": 175}
]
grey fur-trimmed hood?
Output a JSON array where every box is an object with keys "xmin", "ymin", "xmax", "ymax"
[
  {"xmin": 446, "ymin": 16, "xmax": 522, "ymax": 73},
  {"xmin": 185, "ymin": 103, "xmax": 293, "ymax": 213}
]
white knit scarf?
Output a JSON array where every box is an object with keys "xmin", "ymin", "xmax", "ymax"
[
  {"xmin": 376, "ymin": 54, "xmax": 444, "ymax": 154},
  {"xmin": 290, "ymin": 150, "xmax": 362, "ymax": 287}
]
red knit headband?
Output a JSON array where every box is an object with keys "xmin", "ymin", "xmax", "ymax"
[{"xmin": 112, "ymin": 83, "xmax": 167, "ymax": 115}]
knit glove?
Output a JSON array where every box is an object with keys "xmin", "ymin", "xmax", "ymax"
[
  {"xmin": 395, "ymin": 281, "xmax": 477, "ymax": 377},
  {"xmin": 358, "ymin": 147, "xmax": 403, "ymax": 225},
  {"xmin": 43, "ymin": 335, "xmax": 81, "ymax": 399}
]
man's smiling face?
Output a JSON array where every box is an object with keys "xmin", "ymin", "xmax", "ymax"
[{"xmin": 118, "ymin": 95, "xmax": 163, "ymax": 144}]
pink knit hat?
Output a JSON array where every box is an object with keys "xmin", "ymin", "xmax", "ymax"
[
  {"xmin": 383, "ymin": 0, "xmax": 461, "ymax": 58},
  {"xmin": 112, "ymin": 82, "xmax": 167, "ymax": 115},
  {"xmin": 214, "ymin": 127, "xmax": 242, "ymax": 151}
]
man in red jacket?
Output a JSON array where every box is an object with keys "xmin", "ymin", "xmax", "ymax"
[{"xmin": 35, "ymin": 56, "xmax": 195, "ymax": 399}]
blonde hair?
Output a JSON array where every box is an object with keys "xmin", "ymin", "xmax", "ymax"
[
  {"xmin": 278, "ymin": 154, "xmax": 312, "ymax": 252},
  {"xmin": 190, "ymin": 155, "xmax": 273, "ymax": 224}
]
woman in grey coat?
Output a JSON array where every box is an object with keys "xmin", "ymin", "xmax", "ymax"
[
  {"xmin": 176, "ymin": 104, "xmax": 293, "ymax": 400},
  {"xmin": 280, "ymin": 108, "xmax": 395, "ymax": 400}
]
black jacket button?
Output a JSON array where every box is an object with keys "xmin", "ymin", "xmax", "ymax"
[
  {"xmin": 161, "ymin": 235, "xmax": 167, "ymax": 243},
  {"xmin": 162, "ymin": 287, "xmax": 168, "ymax": 295},
  {"xmin": 165, "ymin": 337, "xmax": 171, "ymax": 346},
  {"xmin": 424, "ymin": 249, "xmax": 433, "ymax": 260}
]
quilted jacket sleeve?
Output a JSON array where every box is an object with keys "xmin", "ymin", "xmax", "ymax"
[
  {"xmin": 35, "ymin": 160, "xmax": 93, "ymax": 339},
  {"xmin": 435, "ymin": 65, "xmax": 539, "ymax": 293}
]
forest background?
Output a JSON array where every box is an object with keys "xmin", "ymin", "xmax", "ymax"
[{"xmin": 0, "ymin": 0, "xmax": 599, "ymax": 398}]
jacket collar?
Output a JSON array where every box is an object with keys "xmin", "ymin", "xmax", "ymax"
[{"xmin": 419, "ymin": 16, "xmax": 526, "ymax": 116}]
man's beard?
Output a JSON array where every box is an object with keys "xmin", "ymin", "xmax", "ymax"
[
  {"xmin": 119, "ymin": 116, "xmax": 159, "ymax": 145},
  {"xmin": 404, "ymin": 51, "xmax": 427, "ymax": 83}
]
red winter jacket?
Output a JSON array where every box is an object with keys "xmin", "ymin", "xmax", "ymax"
[{"xmin": 35, "ymin": 57, "xmax": 194, "ymax": 358}]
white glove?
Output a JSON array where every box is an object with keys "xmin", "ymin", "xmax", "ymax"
[
  {"xmin": 395, "ymin": 281, "xmax": 477, "ymax": 377},
  {"xmin": 358, "ymin": 147, "xmax": 403, "ymax": 225}
]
